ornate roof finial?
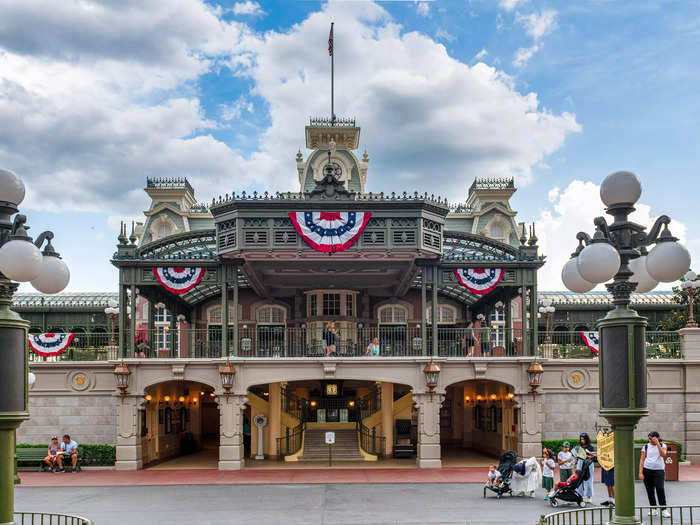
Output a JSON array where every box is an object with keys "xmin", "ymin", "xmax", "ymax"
[
  {"xmin": 519, "ymin": 223, "xmax": 527, "ymax": 246},
  {"xmin": 118, "ymin": 221, "xmax": 127, "ymax": 245},
  {"xmin": 129, "ymin": 221, "xmax": 137, "ymax": 245},
  {"xmin": 528, "ymin": 222, "xmax": 538, "ymax": 246},
  {"xmin": 296, "ymin": 149, "xmax": 303, "ymax": 162},
  {"xmin": 362, "ymin": 150, "xmax": 369, "ymax": 162}
]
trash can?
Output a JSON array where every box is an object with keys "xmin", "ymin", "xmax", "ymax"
[{"xmin": 634, "ymin": 442, "xmax": 679, "ymax": 481}]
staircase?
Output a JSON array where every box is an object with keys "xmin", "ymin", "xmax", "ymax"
[{"xmin": 299, "ymin": 427, "xmax": 364, "ymax": 462}]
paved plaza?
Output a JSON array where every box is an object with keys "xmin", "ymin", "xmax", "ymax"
[{"xmin": 14, "ymin": 480, "xmax": 700, "ymax": 525}]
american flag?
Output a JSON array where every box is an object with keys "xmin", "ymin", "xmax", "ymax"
[{"xmin": 328, "ymin": 23, "xmax": 334, "ymax": 56}]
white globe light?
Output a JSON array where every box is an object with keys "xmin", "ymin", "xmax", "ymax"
[
  {"xmin": 547, "ymin": 306, "xmax": 556, "ymax": 313},
  {"xmin": 693, "ymin": 281, "xmax": 700, "ymax": 289},
  {"xmin": 28, "ymin": 372, "xmax": 36, "ymax": 386},
  {"xmin": 0, "ymin": 240, "xmax": 43, "ymax": 282},
  {"xmin": 600, "ymin": 171, "xmax": 642, "ymax": 207},
  {"xmin": 646, "ymin": 241, "xmax": 691, "ymax": 283},
  {"xmin": 685, "ymin": 271, "xmax": 697, "ymax": 281},
  {"xmin": 577, "ymin": 242, "xmax": 621, "ymax": 284},
  {"xmin": 108, "ymin": 299, "xmax": 118, "ymax": 308},
  {"xmin": 542, "ymin": 298, "xmax": 552, "ymax": 307},
  {"xmin": 31, "ymin": 255, "xmax": 70, "ymax": 294},
  {"xmin": 681, "ymin": 281, "xmax": 692, "ymax": 289},
  {"xmin": 0, "ymin": 169, "xmax": 25, "ymax": 206},
  {"xmin": 562, "ymin": 257, "xmax": 596, "ymax": 292},
  {"xmin": 628, "ymin": 255, "xmax": 658, "ymax": 293}
]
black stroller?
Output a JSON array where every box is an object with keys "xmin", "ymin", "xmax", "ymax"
[
  {"xmin": 549, "ymin": 458, "xmax": 594, "ymax": 508},
  {"xmin": 483, "ymin": 451, "xmax": 517, "ymax": 499}
]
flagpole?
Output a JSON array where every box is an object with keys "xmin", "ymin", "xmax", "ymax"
[{"xmin": 330, "ymin": 22, "xmax": 334, "ymax": 123}]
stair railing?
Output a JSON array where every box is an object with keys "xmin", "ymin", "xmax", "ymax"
[
  {"xmin": 356, "ymin": 415, "xmax": 385, "ymax": 458},
  {"xmin": 357, "ymin": 386, "xmax": 381, "ymax": 421},
  {"xmin": 276, "ymin": 395, "xmax": 306, "ymax": 459}
]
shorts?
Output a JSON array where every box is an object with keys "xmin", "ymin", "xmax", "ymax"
[
  {"xmin": 601, "ymin": 468, "xmax": 614, "ymax": 487},
  {"xmin": 560, "ymin": 468, "xmax": 573, "ymax": 483},
  {"xmin": 543, "ymin": 476, "xmax": 554, "ymax": 490}
]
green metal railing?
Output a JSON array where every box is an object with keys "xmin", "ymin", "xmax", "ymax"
[
  {"xmin": 539, "ymin": 505, "xmax": 699, "ymax": 525},
  {"xmin": 14, "ymin": 512, "xmax": 93, "ymax": 525},
  {"xmin": 357, "ymin": 418, "xmax": 385, "ymax": 458},
  {"xmin": 537, "ymin": 331, "xmax": 681, "ymax": 359},
  {"xmin": 276, "ymin": 420, "xmax": 305, "ymax": 459},
  {"xmin": 357, "ymin": 387, "xmax": 381, "ymax": 421}
]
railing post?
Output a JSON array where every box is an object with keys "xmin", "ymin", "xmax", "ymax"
[
  {"xmin": 232, "ymin": 269, "xmax": 238, "ymax": 357},
  {"xmin": 421, "ymin": 265, "xmax": 427, "ymax": 356},
  {"xmin": 221, "ymin": 281, "xmax": 228, "ymax": 357},
  {"xmin": 431, "ymin": 265, "xmax": 438, "ymax": 357},
  {"xmin": 285, "ymin": 427, "xmax": 289, "ymax": 456},
  {"xmin": 371, "ymin": 427, "xmax": 376, "ymax": 455}
]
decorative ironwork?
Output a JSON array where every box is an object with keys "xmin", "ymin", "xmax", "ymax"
[
  {"xmin": 441, "ymin": 232, "xmax": 521, "ymax": 262},
  {"xmin": 468, "ymin": 177, "xmax": 515, "ymax": 193},
  {"xmin": 146, "ymin": 177, "xmax": 195, "ymax": 196},
  {"xmin": 309, "ymin": 116, "xmax": 356, "ymax": 127},
  {"xmin": 136, "ymin": 231, "xmax": 216, "ymax": 260}
]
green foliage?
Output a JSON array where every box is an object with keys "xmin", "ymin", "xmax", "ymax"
[
  {"xmin": 541, "ymin": 439, "xmax": 684, "ymax": 462},
  {"xmin": 17, "ymin": 444, "xmax": 116, "ymax": 465},
  {"xmin": 657, "ymin": 282, "xmax": 699, "ymax": 331}
]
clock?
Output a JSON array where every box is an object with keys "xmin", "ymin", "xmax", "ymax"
[
  {"xmin": 323, "ymin": 161, "xmax": 343, "ymax": 180},
  {"xmin": 325, "ymin": 383, "xmax": 338, "ymax": 396}
]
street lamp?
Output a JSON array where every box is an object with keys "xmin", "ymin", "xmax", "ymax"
[
  {"xmin": 538, "ymin": 299, "xmax": 556, "ymax": 344},
  {"xmin": 104, "ymin": 299, "xmax": 119, "ymax": 346},
  {"xmin": 527, "ymin": 359, "xmax": 544, "ymax": 397},
  {"xmin": 680, "ymin": 271, "xmax": 700, "ymax": 328},
  {"xmin": 423, "ymin": 360, "xmax": 440, "ymax": 396},
  {"xmin": 0, "ymin": 168, "xmax": 70, "ymax": 523},
  {"xmin": 113, "ymin": 361, "xmax": 131, "ymax": 400},
  {"xmin": 562, "ymin": 171, "xmax": 690, "ymax": 525},
  {"xmin": 219, "ymin": 360, "xmax": 236, "ymax": 400}
]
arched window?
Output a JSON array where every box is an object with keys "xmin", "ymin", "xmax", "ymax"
[
  {"xmin": 157, "ymin": 222, "xmax": 172, "ymax": 239},
  {"xmin": 426, "ymin": 304, "xmax": 458, "ymax": 324},
  {"xmin": 378, "ymin": 305, "xmax": 408, "ymax": 324},
  {"xmin": 207, "ymin": 303, "xmax": 240, "ymax": 324},
  {"xmin": 256, "ymin": 305, "xmax": 286, "ymax": 325},
  {"xmin": 490, "ymin": 224, "xmax": 505, "ymax": 241}
]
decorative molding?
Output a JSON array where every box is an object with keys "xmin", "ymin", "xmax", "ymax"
[{"xmin": 67, "ymin": 370, "xmax": 93, "ymax": 391}]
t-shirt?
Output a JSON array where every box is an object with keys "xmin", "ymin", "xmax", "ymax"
[
  {"xmin": 48, "ymin": 443, "xmax": 60, "ymax": 456},
  {"xmin": 367, "ymin": 343, "xmax": 379, "ymax": 356},
  {"xmin": 61, "ymin": 440, "xmax": 78, "ymax": 454},
  {"xmin": 558, "ymin": 451, "xmax": 573, "ymax": 469},
  {"xmin": 542, "ymin": 458, "xmax": 556, "ymax": 477},
  {"xmin": 643, "ymin": 442, "xmax": 667, "ymax": 471},
  {"xmin": 488, "ymin": 469, "xmax": 501, "ymax": 480}
]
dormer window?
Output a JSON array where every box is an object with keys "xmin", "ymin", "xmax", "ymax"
[{"xmin": 157, "ymin": 223, "xmax": 172, "ymax": 239}]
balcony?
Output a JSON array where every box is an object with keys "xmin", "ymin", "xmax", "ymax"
[{"xmin": 26, "ymin": 328, "xmax": 681, "ymax": 361}]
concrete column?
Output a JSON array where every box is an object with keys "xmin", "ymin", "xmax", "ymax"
[
  {"xmin": 115, "ymin": 396, "xmax": 143, "ymax": 470},
  {"xmin": 414, "ymin": 392, "xmax": 444, "ymax": 468},
  {"xmin": 268, "ymin": 383, "xmax": 281, "ymax": 459},
  {"xmin": 218, "ymin": 394, "xmax": 247, "ymax": 470},
  {"xmin": 381, "ymin": 382, "xmax": 394, "ymax": 456},
  {"xmin": 515, "ymin": 393, "xmax": 542, "ymax": 459},
  {"xmin": 680, "ymin": 327, "xmax": 700, "ymax": 359}
]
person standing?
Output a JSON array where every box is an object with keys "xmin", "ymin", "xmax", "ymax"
[
  {"xmin": 639, "ymin": 431, "xmax": 671, "ymax": 518},
  {"xmin": 573, "ymin": 433, "xmax": 595, "ymax": 503},
  {"xmin": 542, "ymin": 448, "xmax": 556, "ymax": 500},
  {"xmin": 463, "ymin": 321, "xmax": 476, "ymax": 357},
  {"xmin": 600, "ymin": 466, "xmax": 615, "ymax": 506},
  {"xmin": 557, "ymin": 441, "xmax": 574, "ymax": 483}
]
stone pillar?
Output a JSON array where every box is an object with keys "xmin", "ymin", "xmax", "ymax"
[
  {"xmin": 414, "ymin": 392, "xmax": 444, "ymax": 468},
  {"xmin": 381, "ymin": 382, "xmax": 394, "ymax": 456},
  {"xmin": 218, "ymin": 394, "xmax": 247, "ymax": 470},
  {"xmin": 515, "ymin": 393, "xmax": 542, "ymax": 459},
  {"xmin": 680, "ymin": 328, "xmax": 700, "ymax": 360},
  {"xmin": 115, "ymin": 396, "xmax": 143, "ymax": 470},
  {"xmin": 268, "ymin": 383, "xmax": 281, "ymax": 459}
]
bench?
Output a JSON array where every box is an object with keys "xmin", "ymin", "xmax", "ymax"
[{"xmin": 16, "ymin": 447, "xmax": 82, "ymax": 472}]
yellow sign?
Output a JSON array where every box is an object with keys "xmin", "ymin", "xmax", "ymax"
[{"xmin": 597, "ymin": 431, "xmax": 614, "ymax": 471}]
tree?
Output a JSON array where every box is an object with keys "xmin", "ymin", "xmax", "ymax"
[{"xmin": 658, "ymin": 278, "xmax": 700, "ymax": 331}]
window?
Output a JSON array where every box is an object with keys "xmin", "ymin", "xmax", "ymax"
[
  {"xmin": 426, "ymin": 304, "xmax": 457, "ymax": 324},
  {"xmin": 378, "ymin": 305, "xmax": 408, "ymax": 324},
  {"xmin": 322, "ymin": 293, "xmax": 340, "ymax": 316},
  {"xmin": 157, "ymin": 222, "xmax": 172, "ymax": 239},
  {"xmin": 491, "ymin": 306, "xmax": 504, "ymax": 322},
  {"xmin": 207, "ymin": 304, "xmax": 239, "ymax": 324},
  {"xmin": 155, "ymin": 306, "xmax": 170, "ymax": 323},
  {"xmin": 346, "ymin": 295, "xmax": 354, "ymax": 316},
  {"xmin": 490, "ymin": 224, "xmax": 505, "ymax": 241},
  {"xmin": 257, "ymin": 305, "xmax": 286, "ymax": 324},
  {"xmin": 310, "ymin": 295, "xmax": 317, "ymax": 316}
]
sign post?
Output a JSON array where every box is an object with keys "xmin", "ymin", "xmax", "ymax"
[{"xmin": 325, "ymin": 431, "xmax": 335, "ymax": 467}]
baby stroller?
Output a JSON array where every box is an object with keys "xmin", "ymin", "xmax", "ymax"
[
  {"xmin": 483, "ymin": 451, "xmax": 517, "ymax": 499},
  {"xmin": 549, "ymin": 458, "xmax": 594, "ymax": 508}
]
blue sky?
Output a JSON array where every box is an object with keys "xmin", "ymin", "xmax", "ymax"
[{"xmin": 1, "ymin": 0, "xmax": 698, "ymax": 292}]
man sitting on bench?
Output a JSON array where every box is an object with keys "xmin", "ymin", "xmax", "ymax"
[
  {"xmin": 44, "ymin": 436, "xmax": 60, "ymax": 471},
  {"xmin": 56, "ymin": 434, "xmax": 78, "ymax": 473}
]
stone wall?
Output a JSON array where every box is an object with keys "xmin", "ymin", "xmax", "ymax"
[{"xmin": 18, "ymin": 394, "xmax": 117, "ymax": 445}]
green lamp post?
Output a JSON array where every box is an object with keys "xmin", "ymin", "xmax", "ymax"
[
  {"xmin": 562, "ymin": 171, "xmax": 690, "ymax": 524},
  {"xmin": 0, "ymin": 168, "xmax": 70, "ymax": 524}
]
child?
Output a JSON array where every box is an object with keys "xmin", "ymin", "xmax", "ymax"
[
  {"xmin": 486, "ymin": 464, "xmax": 502, "ymax": 487},
  {"xmin": 542, "ymin": 448, "xmax": 556, "ymax": 500},
  {"xmin": 553, "ymin": 469, "xmax": 582, "ymax": 492},
  {"xmin": 557, "ymin": 441, "xmax": 574, "ymax": 483}
]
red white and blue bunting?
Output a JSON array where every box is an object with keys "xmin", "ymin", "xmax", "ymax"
[
  {"xmin": 28, "ymin": 333, "xmax": 75, "ymax": 357},
  {"xmin": 288, "ymin": 211, "xmax": 372, "ymax": 253},
  {"xmin": 579, "ymin": 331, "xmax": 600, "ymax": 355},
  {"xmin": 153, "ymin": 267, "xmax": 205, "ymax": 294},
  {"xmin": 454, "ymin": 268, "xmax": 504, "ymax": 295}
]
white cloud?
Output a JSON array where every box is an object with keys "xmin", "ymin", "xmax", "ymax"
[
  {"xmin": 0, "ymin": 0, "xmax": 580, "ymax": 222},
  {"xmin": 513, "ymin": 44, "xmax": 540, "ymax": 67},
  {"xmin": 232, "ymin": 1, "xmax": 263, "ymax": 16},
  {"xmin": 474, "ymin": 48, "xmax": 488, "ymax": 60},
  {"xmin": 516, "ymin": 9, "xmax": 558, "ymax": 41},
  {"xmin": 416, "ymin": 2, "xmax": 430, "ymax": 17},
  {"xmin": 435, "ymin": 29, "xmax": 455, "ymax": 42},
  {"xmin": 499, "ymin": 0, "xmax": 527, "ymax": 11},
  {"xmin": 536, "ymin": 180, "xmax": 689, "ymax": 291}
]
